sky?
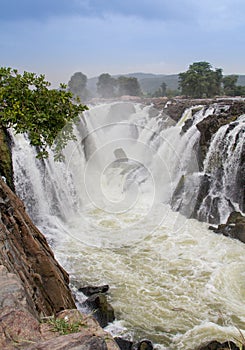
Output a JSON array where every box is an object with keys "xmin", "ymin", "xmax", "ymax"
[{"xmin": 1, "ymin": 0, "xmax": 245, "ymax": 86}]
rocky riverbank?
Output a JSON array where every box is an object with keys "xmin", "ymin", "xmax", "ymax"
[{"xmin": 0, "ymin": 176, "xmax": 120, "ymax": 349}]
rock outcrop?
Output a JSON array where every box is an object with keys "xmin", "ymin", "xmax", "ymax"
[
  {"xmin": 196, "ymin": 100, "xmax": 245, "ymax": 165},
  {"xmin": 210, "ymin": 211, "xmax": 245, "ymax": 243},
  {"xmin": 0, "ymin": 126, "xmax": 14, "ymax": 191},
  {"xmin": 0, "ymin": 270, "xmax": 119, "ymax": 349},
  {"xmin": 169, "ymin": 99, "xmax": 245, "ymax": 224},
  {"xmin": 82, "ymin": 293, "xmax": 115, "ymax": 328},
  {"xmin": 0, "ymin": 176, "xmax": 76, "ymax": 317}
]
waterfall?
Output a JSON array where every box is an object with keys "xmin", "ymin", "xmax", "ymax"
[
  {"xmin": 11, "ymin": 100, "xmax": 245, "ymax": 349},
  {"xmin": 197, "ymin": 114, "xmax": 245, "ymax": 223},
  {"xmin": 12, "ymin": 101, "xmax": 244, "ymax": 231}
]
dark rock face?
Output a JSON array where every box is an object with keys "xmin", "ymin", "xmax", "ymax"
[
  {"xmin": 196, "ymin": 101, "xmax": 245, "ymax": 165},
  {"xmin": 83, "ymin": 293, "xmax": 115, "ymax": 328},
  {"xmin": 133, "ymin": 339, "xmax": 154, "ymax": 350},
  {"xmin": 170, "ymin": 99, "xmax": 245, "ymax": 224},
  {"xmin": 0, "ymin": 126, "xmax": 14, "ymax": 191},
  {"xmin": 197, "ymin": 340, "xmax": 240, "ymax": 350},
  {"xmin": 236, "ymin": 140, "xmax": 245, "ymax": 212},
  {"xmin": 0, "ymin": 177, "xmax": 76, "ymax": 317},
  {"xmin": 79, "ymin": 284, "xmax": 109, "ymax": 297},
  {"xmin": 115, "ymin": 337, "xmax": 133, "ymax": 350},
  {"xmin": 114, "ymin": 338, "xmax": 154, "ymax": 350},
  {"xmin": 210, "ymin": 211, "xmax": 245, "ymax": 243},
  {"xmin": 161, "ymin": 98, "xmax": 212, "ymax": 122}
]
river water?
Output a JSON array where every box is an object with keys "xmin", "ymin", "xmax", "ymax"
[{"xmin": 12, "ymin": 101, "xmax": 245, "ymax": 349}]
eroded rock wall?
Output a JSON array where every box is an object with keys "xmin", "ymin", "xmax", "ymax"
[{"xmin": 0, "ymin": 176, "xmax": 76, "ymax": 318}]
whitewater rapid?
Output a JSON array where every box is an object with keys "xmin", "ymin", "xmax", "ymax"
[{"xmin": 11, "ymin": 101, "xmax": 245, "ymax": 349}]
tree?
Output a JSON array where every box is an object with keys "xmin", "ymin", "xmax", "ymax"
[
  {"xmin": 179, "ymin": 62, "xmax": 223, "ymax": 98},
  {"xmin": 152, "ymin": 81, "xmax": 167, "ymax": 97},
  {"xmin": 0, "ymin": 67, "xmax": 88, "ymax": 160},
  {"xmin": 68, "ymin": 72, "xmax": 89, "ymax": 101},
  {"xmin": 97, "ymin": 73, "xmax": 117, "ymax": 98},
  {"xmin": 234, "ymin": 85, "xmax": 245, "ymax": 96},
  {"xmin": 117, "ymin": 76, "xmax": 142, "ymax": 96},
  {"xmin": 222, "ymin": 75, "xmax": 238, "ymax": 96}
]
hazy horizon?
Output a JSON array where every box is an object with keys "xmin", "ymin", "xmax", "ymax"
[{"xmin": 1, "ymin": 0, "xmax": 245, "ymax": 87}]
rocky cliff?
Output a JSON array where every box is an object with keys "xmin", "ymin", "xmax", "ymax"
[
  {"xmin": 166, "ymin": 98, "xmax": 245, "ymax": 225},
  {"xmin": 0, "ymin": 176, "xmax": 76, "ymax": 317},
  {"xmin": 0, "ymin": 176, "xmax": 120, "ymax": 349}
]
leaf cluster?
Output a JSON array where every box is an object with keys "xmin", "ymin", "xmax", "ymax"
[{"xmin": 0, "ymin": 67, "xmax": 88, "ymax": 160}]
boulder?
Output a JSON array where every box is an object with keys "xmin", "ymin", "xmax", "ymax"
[
  {"xmin": 115, "ymin": 337, "xmax": 133, "ymax": 350},
  {"xmin": 197, "ymin": 340, "xmax": 240, "ymax": 350},
  {"xmin": 82, "ymin": 293, "xmax": 115, "ymax": 328},
  {"xmin": 133, "ymin": 339, "xmax": 154, "ymax": 350},
  {"xmin": 78, "ymin": 285, "xmax": 109, "ymax": 297},
  {"xmin": 210, "ymin": 211, "xmax": 245, "ymax": 243}
]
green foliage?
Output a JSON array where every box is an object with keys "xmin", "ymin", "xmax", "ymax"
[
  {"xmin": 97, "ymin": 73, "xmax": 118, "ymax": 98},
  {"xmin": 222, "ymin": 75, "xmax": 245, "ymax": 96},
  {"xmin": 117, "ymin": 76, "xmax": 142, "ymax": 96},
  {"xmin": 223, "ymin": 75, "xmax": 238, "ymax": 96},
  {"xmin": 166, "ymin": 88, "xmax": 180, "ymax": 98},
  {"xmin": 234, "ymin": 85, "xmax": 245, "ymax": 96},
  {"xmin": 46, "ymin": 316, "xmax": 81, "ymax": 335},
  {"xmin": 179, "ymin": 61, "xmax": 223, "ymax": 98},
  {"xmin": 0, "ymin": 67, "xmax": 88, "ymax": 160}
]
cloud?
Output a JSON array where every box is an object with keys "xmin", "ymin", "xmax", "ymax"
[
  {"xmin": 0, "ymin": 0, "xmax": 80, "ymax": 21},
  {"xmin": 1, "ymin": 0, "xmax": 195, "ymax": 22},
  {"xmin": 2, "ymin": 0, "xmax": 245, "ymax": 30},
  {"xmin": 76, "ymin": 0, "xmax": 195, "ymax": 21}
]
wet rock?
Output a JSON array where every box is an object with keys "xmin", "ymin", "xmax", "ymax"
[
  {"xmin": 133, "ymin": 339, "xmax": 154, "ymax": 350},
  {"xmin": 196, "ymin": 100, "xmax": 245, "ymax": 166},
  {"xmin": 114, "ymin": 338, "xmax": 154, "ymax": 350},
  {"xmin": 191, "ymin": 174, "xmax": 211, "ymax": 220},
  {"xmin": 210, "ymin": 211, "xmax": 245, "ymax": 243},
  {"xmin": 197, "ymin": 340, "xmax": 239, "ymax": 350},
  {"xmin": 181, "ymin": 118, "xmax": 194, "ymax": 133},
  {"xmin": 82, "ymin": 293, "xmax": 115, "ymax": 328},
  {"xmin": 236, "ymin": 140, "xmax": 245, "ymax": 212},
  {"xmin": 79, "ymin": 285, "xmax": 109, "ymax": 297},
  {"xmin": 115, "ymin": 337, "xmax": 133, "ymax": 350},
  {"xmin": 0, "ymin": 126, "xmax": 14, "ymax": 191},
  {"xmin": 162, "ymin": 98, "xmax": 210, "ymax": 122}
]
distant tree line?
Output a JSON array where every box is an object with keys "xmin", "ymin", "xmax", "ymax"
[
  {"xmin": 68, "ymin": 62, "xmax": 245, "ymax": 100},
  {"xmin": 68, "ymin": 72, "xmax": 142, "ymax": 99}
]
